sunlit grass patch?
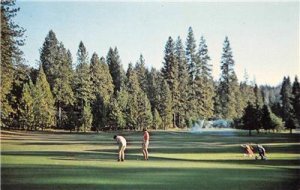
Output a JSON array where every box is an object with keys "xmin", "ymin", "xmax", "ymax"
[{"xmin": 1, "ymin": 130, "xmax": 299, "ymax": 190}]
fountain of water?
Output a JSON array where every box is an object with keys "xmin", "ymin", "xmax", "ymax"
[
  {"xmin": 189, "ymin": 119, "xmax": 236, "ymax": 136},
  {"xmin": 190, "ymin": 119, "xmax": 205, "ymax": 133}
]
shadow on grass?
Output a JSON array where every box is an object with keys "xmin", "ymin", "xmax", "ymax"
[
  {"xmin": 148, "ymin": 156, "xmax": 300, "ymax": 167},
  {"xmin": 2, "ymin": 131, "xmax": 300, "ymax": 190},
  {"xmin": 2, "ymin": 150, "xmax": 300, "ymax": 168},
  {"xmin": 4, "ymin": 141, "xmax": 299, "ymax": 155},
  {"xmin": 19, "ymin": 142, "xmax": 116, "ymax": 146},
  {"xmin": 2, "ymin": 163, "xmax": 299, "ymax": 190},
  {"xmin": 3, "ymin": 130, "xmax": 299, "ymax": 153}
]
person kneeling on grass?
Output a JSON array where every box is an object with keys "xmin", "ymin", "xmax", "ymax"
[
  {"xmin": 241, "ymin": 143, "xmax": 254, "ymax": 157},
  {"xmin": 113, "ymin": 135, "xmax": 127, "ymax": 162},
  {"xmin": 255, "ymin": 144, "xmax": 267, "ymax": 160},
  {"xmin": 142, "ymin": 128, "xmax": 150, "ymax": 160}
]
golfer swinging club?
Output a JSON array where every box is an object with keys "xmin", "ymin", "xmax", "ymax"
[
  {"xmin": 113, "ymin": 135, "xmax": 127, "ymax": 162},
  {"xmin": 142, "ymin": 128, "xmax": 150, "ymax": 160}
]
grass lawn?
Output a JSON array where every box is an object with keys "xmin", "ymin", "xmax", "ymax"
[{"xmin": 1, "ymin": 129, "xmax": 300, "ymax": 190}]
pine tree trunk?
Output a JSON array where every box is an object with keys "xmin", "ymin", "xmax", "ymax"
[{"xmin": 290, "ymin": 128, "xmax": 292, "ymax": 134}]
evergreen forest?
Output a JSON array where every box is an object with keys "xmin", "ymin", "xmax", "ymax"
[{"xmin": 1, "ymin": 1, "xmax": 300, "ymax": 134}]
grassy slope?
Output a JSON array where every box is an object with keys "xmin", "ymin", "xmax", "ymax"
[{"xmin": 1, "ymin": 130, "xmax": 300, "ymax": 190}]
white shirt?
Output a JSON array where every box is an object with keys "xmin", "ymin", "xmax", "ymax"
[{"xmin": 116, "ymin": 136, "xmax": 127, "ymax": 146}]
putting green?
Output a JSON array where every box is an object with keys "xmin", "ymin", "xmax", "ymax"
[{"xmin": 1, "ymin": 130, "xmax": 299, "ymax": 190}]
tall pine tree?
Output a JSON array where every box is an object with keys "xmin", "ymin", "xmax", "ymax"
[
  {"xmin": 40, "ymin": 30, "xmax": 59, "ymax": 90},
  {"xmin": 158, "ymin": 80, "xmax": 172, "ymax": 130},
  {"xmin": 136, "ymin": 91, "xmax": 153, "ymax": 130},
  {"xmin": 127, "ymin": 67, "xmax": 152, "ymax": 130},
  {"xmin": 281, "ymin": 76, "xmax": 298, "ymax": 133},
  {"xmin": 107, "ymin": 47, "xmax": 124, "ymax": 95},
  {"xmin": 185, "ymin": 27, "xmax": 197, "ymax": 81},
  {"xmin": 135, "ymin": 54, "xmax": 148, "ymax": 93},
  {"xmin": 175, "ymin": 36, "xmax": 189, "ymax": 128},
  {"xmin": 292, "ymin": 76, "xmax": 300, "ymax": 125},
  {"xmin": 216, "ymin": 36, "xmax": 241, "ymax": 119},
  {"xmin": 19, "ymin": 81, "xmax": 35, "ymax": 130},
  {"xmin": 82, "ymin": 103, "xmax": 93, "ymax": 132},
  {"xmin": 73, "ymin": 41, "xmax": 94, "ymax": 132},
  {"xmin": 242, "ymin": 103, "xmax": 256, "ymax": 136},
  {"xmin": 108, "ymin": 96, "xmax": 126, "ymax": 130},
  {"xmin": 34, "ymin": 65, "xmax": 56, "ymax": 130},
  {"xmin": 52, "ymin": 43, "xmax": 75, "ymax": 129},
  {"xmin": 152, "ymin": 108, "xmax": 162, "ymax": 129},
  {"xmin": 197, "ymin": 36, "xmax": 214, "ymax": 118},
  {"xmin": 1, "ymin": 0, "xmax": 25, "ymax": 126},
  {"xmin": 280, "ymin": 77, "xmax": 293, "ymax": 122},
  {"xmin": 261, "ymin": 105, "xmax": 272, "ymax": 132},
  {"xmin": 90, "ymin": 54, "xmax": 114, "ymax": 131},
  {"xmin": 161, "ymin": 36, "xmax": 179, "ymax": 128}
]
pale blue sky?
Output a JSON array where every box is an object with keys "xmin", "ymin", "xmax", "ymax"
[{"xmin": 16, "ymin": 1, "xmax": 299, "ymax": 85}]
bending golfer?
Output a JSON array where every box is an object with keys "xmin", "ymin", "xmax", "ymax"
[
  {"xmin": 241, "ymin": 144, "xmax": 254, "ymax": 157},
  {"xmin": 113, "ymin": 135, "xmax": 127, "ymax": 162},
  {"xmin": 142, "ymin": 128, "xmax": 150, "ymax": 160},
  {"xmin": 256, "ymin": 144, "xmax": 267, "ymax": 160}
]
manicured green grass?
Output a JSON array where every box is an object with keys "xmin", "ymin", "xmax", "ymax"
[{"xmin": 1, "ymin": 130, "xmax": 300, "ymax": 190}]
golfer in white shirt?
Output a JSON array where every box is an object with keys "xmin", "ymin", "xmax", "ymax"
[{"xmin": 113, "ymin": 135, "xmax": 127, "ymax": 162}]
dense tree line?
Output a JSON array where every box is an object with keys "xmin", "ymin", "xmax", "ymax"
[
  {"xmin": 1, "ymin": 2, "xmax": 299, "ymax": 133},
  {"xmin": 239, "ymin": 76, "xmax": 300, "ymax": 134}
]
